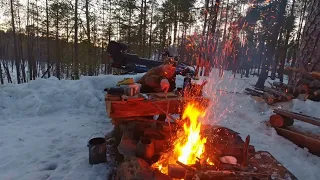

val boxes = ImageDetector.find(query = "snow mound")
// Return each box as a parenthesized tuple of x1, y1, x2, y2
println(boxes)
(0, 74, 144, 118)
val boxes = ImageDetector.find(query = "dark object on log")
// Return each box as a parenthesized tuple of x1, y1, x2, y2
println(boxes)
(274, 109, 320, 127)
(273, 126, 320, 156)
(269, 114, 294, 127)
(88, 137, 107, 165)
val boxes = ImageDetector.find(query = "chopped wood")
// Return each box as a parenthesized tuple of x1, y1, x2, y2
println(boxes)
(269, 114, 294, 127)
(273, 109, 320, 127)
(284, 67, 315, 80)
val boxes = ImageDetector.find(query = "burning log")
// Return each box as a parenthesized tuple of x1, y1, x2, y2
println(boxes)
(168, 164, 187, 179)
(269, 114, 294, 128)
(176, 161, 196, 172)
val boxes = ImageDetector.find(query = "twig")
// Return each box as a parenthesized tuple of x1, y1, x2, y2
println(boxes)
(243, 135, 250, 167)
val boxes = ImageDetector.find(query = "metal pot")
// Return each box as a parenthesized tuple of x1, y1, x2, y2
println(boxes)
(136, 137, 154, 160)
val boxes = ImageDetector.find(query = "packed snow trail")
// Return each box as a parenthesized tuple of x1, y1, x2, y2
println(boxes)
(0, 71, 319, 180)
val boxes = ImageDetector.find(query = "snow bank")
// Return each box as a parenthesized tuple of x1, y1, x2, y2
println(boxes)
(0, 74, 145, 180)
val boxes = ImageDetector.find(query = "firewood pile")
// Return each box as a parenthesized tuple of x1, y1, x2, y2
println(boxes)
(245, 67, 320, 104)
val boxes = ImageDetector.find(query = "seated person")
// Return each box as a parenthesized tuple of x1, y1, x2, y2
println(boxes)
(137, 58, 177, 121)
(137, 58, 177, 93)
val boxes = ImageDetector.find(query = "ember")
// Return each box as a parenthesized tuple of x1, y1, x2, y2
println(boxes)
(152, 103, 213, 174)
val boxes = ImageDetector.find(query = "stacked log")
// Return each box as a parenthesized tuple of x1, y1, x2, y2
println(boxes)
(245, 68, 320, 104)
(284, 67, 320, 101)
(268, 109, 320, 156)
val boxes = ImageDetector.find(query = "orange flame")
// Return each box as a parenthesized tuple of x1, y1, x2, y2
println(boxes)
(152, 103, 211, 174)
(174, 103, 207, 164)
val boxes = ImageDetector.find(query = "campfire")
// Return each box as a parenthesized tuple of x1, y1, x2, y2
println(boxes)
(152, 102, 214, 175)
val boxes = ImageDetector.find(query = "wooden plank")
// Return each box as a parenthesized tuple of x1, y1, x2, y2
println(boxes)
(274, 109, 320, 127)
(107, 96, 210, 118)
(109, 99, 180, 118)
(273, 126, 320, 156)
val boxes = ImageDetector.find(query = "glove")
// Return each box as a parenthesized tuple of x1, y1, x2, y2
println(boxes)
(160, 79, 170, 93)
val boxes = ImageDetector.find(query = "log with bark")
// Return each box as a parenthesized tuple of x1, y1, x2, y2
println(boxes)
(273, 109, 320, 127)
(273, 126, 320, 156)
(269, 114, 294, 127)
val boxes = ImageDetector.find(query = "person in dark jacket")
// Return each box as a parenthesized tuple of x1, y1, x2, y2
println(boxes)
(137, 58, 177, 121)
(137, 58, 177, 93)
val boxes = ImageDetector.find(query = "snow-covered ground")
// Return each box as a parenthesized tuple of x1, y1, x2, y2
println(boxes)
(0, 70, 319, 180)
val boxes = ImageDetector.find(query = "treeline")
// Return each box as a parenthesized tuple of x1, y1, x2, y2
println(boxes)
(0, 0, 319, 87)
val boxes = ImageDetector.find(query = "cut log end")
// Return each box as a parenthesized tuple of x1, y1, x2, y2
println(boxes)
(270, 114, 294, 128)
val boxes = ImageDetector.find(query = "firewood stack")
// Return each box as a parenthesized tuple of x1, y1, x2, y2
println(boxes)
(283, 67, 320, 101)
(245, 68, 320, 104)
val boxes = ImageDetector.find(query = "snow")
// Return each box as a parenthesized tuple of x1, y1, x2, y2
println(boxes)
(0, 70, 319, 180)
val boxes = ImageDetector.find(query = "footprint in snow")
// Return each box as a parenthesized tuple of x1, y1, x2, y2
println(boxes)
(41, 162, 58, 171)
